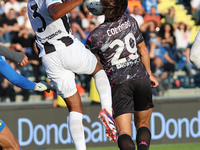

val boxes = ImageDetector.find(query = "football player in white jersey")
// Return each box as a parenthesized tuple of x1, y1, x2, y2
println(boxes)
(190, 30, 200, 69)
(27, 0, 117, 149)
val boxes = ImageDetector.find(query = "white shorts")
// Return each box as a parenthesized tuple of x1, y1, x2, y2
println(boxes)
(195, 30, 200, 41)
(190, 31, 200, 69)
(42, 38, 97, 98)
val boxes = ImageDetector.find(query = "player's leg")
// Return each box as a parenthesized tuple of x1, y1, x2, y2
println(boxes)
(112, 81, 136, 149)
(59, 38, 113, 116)
(42, 53, 86, 150)
(69, 39, 116, 141)
(90, 60, 117, 142)
(134, 108, 152, 150)
(63, 92, 86, 150)
(55, 85, 86, 150)
(56, 82, 86, 150)
(133, 78, 154, 150)
(58, 38, 116, 142)
(91, 60, 113, 115)
(115, 113, 135, 150)
(0, 119, 21, 150)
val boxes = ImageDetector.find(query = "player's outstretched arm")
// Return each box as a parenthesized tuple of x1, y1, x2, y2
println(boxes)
(0, 45, 27, 67)
(0, 60, 54, 92)
(48, 0, 84, 20)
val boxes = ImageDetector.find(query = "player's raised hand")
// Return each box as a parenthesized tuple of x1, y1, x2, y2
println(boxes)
(19, 55, 28, 68)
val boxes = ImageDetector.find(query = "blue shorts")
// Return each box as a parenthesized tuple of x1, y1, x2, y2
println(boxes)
(0, 119, 5, 132)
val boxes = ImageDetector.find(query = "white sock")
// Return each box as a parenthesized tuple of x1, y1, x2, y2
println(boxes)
(93, 70, 112, 115)
(69, 111, 86, 150)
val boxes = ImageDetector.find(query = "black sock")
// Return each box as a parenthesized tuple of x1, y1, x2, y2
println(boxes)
(136, 127, 151, 150)
(117, 134, 135, 150)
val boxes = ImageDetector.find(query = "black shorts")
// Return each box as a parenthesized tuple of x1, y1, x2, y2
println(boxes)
(112, 78, 154, 118)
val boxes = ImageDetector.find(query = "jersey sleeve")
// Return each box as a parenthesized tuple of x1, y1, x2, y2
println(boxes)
(0, 60, 35, 90)
(46, 0, 62, 7)
(0, 45, 25, 64)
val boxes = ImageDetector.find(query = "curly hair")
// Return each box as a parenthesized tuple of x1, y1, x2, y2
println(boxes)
(101, 0, 128, 22)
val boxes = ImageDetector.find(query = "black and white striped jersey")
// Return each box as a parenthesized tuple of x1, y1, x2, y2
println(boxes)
(27, 0, 73, 57)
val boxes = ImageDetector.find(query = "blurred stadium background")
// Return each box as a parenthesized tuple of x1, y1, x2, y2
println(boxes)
(1, 0, 200, 149)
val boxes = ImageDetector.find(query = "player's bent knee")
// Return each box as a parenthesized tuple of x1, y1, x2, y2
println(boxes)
(91, 61, 103, 76)
(118, 134, 135, 150)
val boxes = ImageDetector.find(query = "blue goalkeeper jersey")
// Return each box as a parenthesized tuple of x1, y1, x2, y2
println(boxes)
(0, 55, 35, 90)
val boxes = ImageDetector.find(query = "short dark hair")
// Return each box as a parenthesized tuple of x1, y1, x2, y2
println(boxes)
(101, 0, 128, 22)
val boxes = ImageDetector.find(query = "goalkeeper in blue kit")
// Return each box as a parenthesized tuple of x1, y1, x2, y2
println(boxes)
(0, 45, 54, 150)
(0, 45, 53, 92)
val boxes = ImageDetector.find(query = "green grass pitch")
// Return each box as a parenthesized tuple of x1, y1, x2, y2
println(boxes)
(48, 143, 200, 150)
